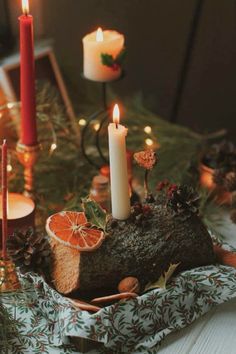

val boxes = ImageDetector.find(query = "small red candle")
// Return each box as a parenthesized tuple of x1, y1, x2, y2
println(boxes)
(19, 0, 38, 146)
(1, 140, 8, 259)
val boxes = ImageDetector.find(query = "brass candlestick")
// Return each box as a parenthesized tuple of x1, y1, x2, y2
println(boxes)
(16, 142, 40, 198)
(0, 259, 21, 292)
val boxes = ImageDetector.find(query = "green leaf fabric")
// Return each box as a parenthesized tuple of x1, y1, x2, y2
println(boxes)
(1, 242, 236, 353)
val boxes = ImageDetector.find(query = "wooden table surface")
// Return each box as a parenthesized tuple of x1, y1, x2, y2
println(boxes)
(159, 213, 236, 354)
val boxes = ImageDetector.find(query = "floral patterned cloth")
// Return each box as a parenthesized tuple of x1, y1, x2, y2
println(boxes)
(1, 242, 236, 354)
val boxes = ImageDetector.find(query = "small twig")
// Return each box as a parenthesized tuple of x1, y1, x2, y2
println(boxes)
(188, 129, 227, 141)
(203, 129, 227, 140)
(144, 169, 149, 197)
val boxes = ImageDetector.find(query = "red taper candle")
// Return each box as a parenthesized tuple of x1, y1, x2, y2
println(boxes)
(1, 140, 8, 259)
(19, 0, 38, 146)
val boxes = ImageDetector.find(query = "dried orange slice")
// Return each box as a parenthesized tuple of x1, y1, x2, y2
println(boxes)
(46, 211, 105, 251)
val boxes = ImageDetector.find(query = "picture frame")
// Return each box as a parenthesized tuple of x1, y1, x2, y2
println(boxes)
(0, 44, 75, 121)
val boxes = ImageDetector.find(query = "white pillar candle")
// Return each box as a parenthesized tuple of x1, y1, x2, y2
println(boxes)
(0, 193, 35, 239)
(108, 104, 131, 220)
(83, 28, 124, 82)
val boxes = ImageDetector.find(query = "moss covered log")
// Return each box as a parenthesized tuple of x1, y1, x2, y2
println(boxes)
(51, 201, 215, 295)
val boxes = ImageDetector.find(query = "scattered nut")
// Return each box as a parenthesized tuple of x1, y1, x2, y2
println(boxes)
(118, 277, 140, 294)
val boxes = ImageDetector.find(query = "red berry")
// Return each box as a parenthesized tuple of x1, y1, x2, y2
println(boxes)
(167, 184, 178, 198)
(142, 205, 151, 214)
(112, 63, 120, 71)
(156, 179, 170, 191)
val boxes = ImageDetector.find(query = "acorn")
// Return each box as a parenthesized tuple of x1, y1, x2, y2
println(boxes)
(118, 277, 140, 294)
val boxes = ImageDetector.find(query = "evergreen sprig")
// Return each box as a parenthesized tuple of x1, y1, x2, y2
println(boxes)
(1, 83, 225, 237)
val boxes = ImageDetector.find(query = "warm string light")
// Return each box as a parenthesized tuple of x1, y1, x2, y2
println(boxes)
(79, 118, 87, 126)
(144, 126, 152, 134)
(7, 103, 14, 109)
(93, 122, 100, 131)
(143, 126, 154, 146)
(113, 104, 120, 129)
(50, 143, 57, 155)
(96, 27, 104, 42)
(7, 151, 12, 173)
(7, 164, 12, 173)
(22, 0, 29, 15)
(145, 138, 154, 147)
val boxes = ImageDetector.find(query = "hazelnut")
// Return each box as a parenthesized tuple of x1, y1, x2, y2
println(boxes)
(118, 277, 140, 294)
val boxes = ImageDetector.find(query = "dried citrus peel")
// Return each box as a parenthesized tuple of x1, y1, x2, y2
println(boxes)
(46, 211, 105, 251)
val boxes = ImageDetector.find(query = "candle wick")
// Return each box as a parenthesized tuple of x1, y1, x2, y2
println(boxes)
(116, 123, 118, 129)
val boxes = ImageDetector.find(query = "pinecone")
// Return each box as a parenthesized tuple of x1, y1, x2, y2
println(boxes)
(213, 169, 226, 186)
(167, 185, 200, 220)
(204, 140, 236, 170)
(215, 140, 236, 162)
(223, 171, 236, 192)
(7, 228, 51, 273)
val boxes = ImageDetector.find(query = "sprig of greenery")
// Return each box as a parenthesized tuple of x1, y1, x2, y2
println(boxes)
(2, 83, 226, 236)
(82, 197, 107, 231)
(144, 263, 180, 293)
(101, 48, 126, 69)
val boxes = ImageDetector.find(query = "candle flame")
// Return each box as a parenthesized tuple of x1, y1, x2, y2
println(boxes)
(96, 27, 104, 42)
(113, 104, 120, 126)
(22, 0, 29, 15)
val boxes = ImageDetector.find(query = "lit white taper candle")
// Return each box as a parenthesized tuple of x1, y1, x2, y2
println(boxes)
(108, 104, 131, 220)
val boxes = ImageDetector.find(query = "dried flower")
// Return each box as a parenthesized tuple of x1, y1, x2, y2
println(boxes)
(134, 149, 157, 170)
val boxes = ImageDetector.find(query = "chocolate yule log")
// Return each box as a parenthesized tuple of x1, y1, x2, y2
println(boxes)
(49, 198, 215, 295)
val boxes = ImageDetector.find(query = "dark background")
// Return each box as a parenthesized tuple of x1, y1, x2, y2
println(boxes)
(1, 0, 236, 139)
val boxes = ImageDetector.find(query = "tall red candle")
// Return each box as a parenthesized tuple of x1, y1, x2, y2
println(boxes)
(1, 140, 8, 260)
(19, 0, 38, 146)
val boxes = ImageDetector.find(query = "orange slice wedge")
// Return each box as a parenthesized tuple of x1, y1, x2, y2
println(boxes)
(46, 211, 105, 251)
